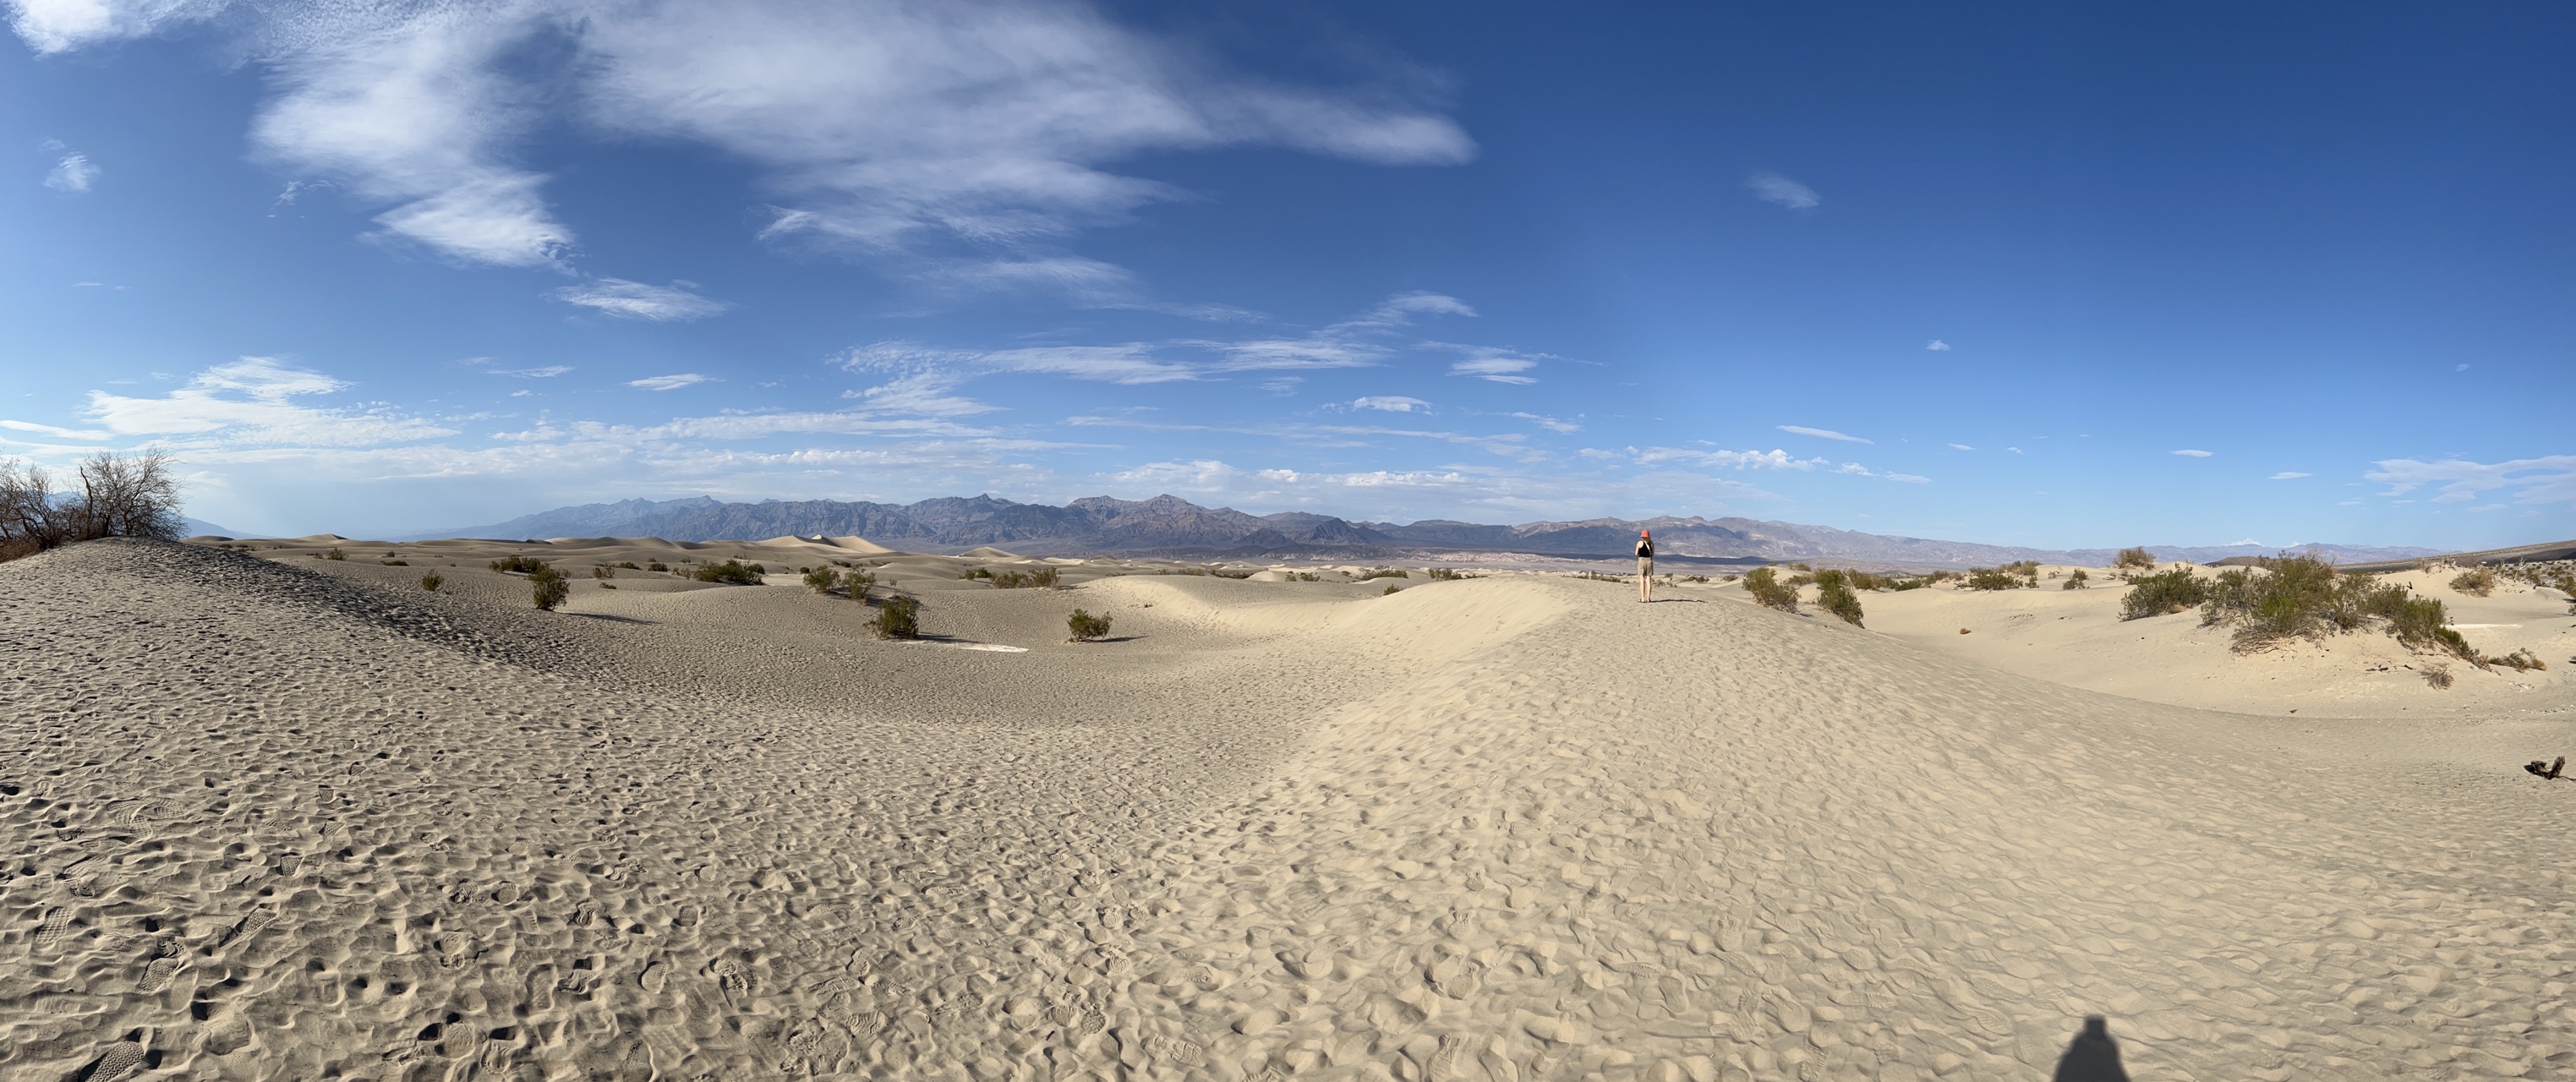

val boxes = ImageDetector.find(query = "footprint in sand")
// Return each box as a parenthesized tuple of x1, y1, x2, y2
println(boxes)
(200, 1011, 254, 1056)
(142, 940, 187, 989)
(35, 907, 74, 952)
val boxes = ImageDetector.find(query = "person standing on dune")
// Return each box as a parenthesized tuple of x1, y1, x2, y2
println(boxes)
(1636, 528, 1654, 603)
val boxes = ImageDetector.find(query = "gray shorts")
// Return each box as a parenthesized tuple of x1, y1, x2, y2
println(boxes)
(1638, 557, 1653, 576)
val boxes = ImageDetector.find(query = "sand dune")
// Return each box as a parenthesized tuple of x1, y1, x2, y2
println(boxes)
(5, 540, 2573, 1079)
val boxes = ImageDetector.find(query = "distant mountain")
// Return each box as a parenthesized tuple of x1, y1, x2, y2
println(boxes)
(179, 516, 242, 538)
(402, 493, 2448, 568)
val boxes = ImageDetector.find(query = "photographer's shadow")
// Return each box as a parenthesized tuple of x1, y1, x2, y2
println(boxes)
(2054, 1016, 2129, 1082)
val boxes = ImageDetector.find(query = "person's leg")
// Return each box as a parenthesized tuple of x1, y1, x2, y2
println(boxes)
(1638, 558, 1650, 602)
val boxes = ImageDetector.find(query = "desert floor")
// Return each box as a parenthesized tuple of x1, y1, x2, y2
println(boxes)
(5, 539, 2574, 1081)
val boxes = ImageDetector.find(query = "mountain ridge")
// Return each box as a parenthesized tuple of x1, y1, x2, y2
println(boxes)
(397, 495, 2448, 568)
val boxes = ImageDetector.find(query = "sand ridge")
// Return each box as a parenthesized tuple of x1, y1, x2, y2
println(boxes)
(4, 540, 2573, 1079)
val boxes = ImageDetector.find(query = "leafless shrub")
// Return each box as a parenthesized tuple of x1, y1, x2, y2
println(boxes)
(0, 451, 183, 561)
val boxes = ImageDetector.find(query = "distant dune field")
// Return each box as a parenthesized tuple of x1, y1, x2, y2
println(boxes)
(3, 538, 2572, 1080)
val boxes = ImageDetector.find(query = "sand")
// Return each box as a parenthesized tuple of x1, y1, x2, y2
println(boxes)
(5, 539, 2574, 1080)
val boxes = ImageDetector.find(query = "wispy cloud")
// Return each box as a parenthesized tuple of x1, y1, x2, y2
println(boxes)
(2268, 471, 2311, 480)
(2171, 449, 2213, 457)
(1925, 339, 1950, 352)
(1746, 172, 1819, 210)
(104, 0, 1467, 276)
(551, 279, 730, 321)
(1777, 424, 1870, 444)
(1447, 353, 1538, 384)
(79, 357, 457, 445)
(1350, 396, 1430, 413)
(41, 143, 98, 193)
(0, 418, 111, 440)
(493, 365, 572, 378)
(2365, 454, 2576, 506)
(1946, 442, 1973, 451)
(628, 373, 713, 391)
(1511, 412, 1579, 434)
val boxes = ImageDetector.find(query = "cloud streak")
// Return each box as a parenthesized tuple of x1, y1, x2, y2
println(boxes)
(2365, 454, 2576, 506)
(552, 279, 730, 321)
(1777, 424, 1870, 444)
(1746, 172, 1819, 210)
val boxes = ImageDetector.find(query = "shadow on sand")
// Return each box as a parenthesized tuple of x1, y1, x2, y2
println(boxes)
(2054, 1016, 2129, 1082)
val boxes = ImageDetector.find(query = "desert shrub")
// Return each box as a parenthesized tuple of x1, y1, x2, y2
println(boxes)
(1571, 571, 1625, 582)
(963, 567, 992, 580)
(2119, 568, 2212, 619)
(1381, 583, 1403, 595)
(2062, 568, 2089, 590)
(616, 561, 639, 570)
(383, 559, 407, 566)
(2422, 662, 2454, 688)
(988, 567, 1063, 588)
(1790, 562, 1813, 571)
(1288, 571, 1320, 582)
(1682, 574, 1709, 582)
(490, 554, 546, 574)
(592, 566, 615, 579)
(529, 565, 570, 611)
(1426, 567, 1477, 581)
(1784, 572, 1814, 587)
(1357, 568, 1409, 581)
(1742, 566, 1798, 612)
(1067, 608, 1113, 641)
(693, 560, 764, 585)
(1842, 571, 1903, 591)
(1814, 570, 1864, 626)
(2201, 555, 2344, 650)
(872, 595, 921, 639)
(2488, 649, 2547, 672)
(2449, 567, 2496, 597)
(420, 572, 444, 592)
(1211, 568, 1255, 579)
(1961, 567, 2026, 591)
(647, 560, 669, 572)
(0, 452, 187, 560)
(2112, 547, 2158, 572)
(2385, 593, 2475, 661)
(802, 566, 840, 593)
(325, 547, 346, 560)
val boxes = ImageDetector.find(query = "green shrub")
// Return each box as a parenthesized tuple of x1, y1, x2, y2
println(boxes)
(963, 566, 992, 580)
(1381, 583, 1403, 595)
(692, 560, 763, 585)
(2062, 568, 2089, 590)
(2112, 547, 2157, 572)
(871, 595, 921, 639)
(1961, 567, 2027, 591)
(2488, 649, 2547, 672)
(1426, 567, 1477, 581)
(420, 572, 444, 593)
(1814, 570, 1864, 626)
(1682, 574, 1709, 582)
(1288, 571, 1320, 582)
(802, 566, 840, 593)
(490, 554, 547, 574)
(325, 547, 346, 560)
(1357, 568, 1409, 581)
(2119, 568, 2212, 619)
(1742, 566, 1798, 612)
(988, 567, 1062, 588)
(1784, 572, 1815, 587)
(2387, 593, 2475, 662)
(2449, 567, 2496, 597)
(529, 565, 570, 611)
(647, 560, 669, 572)
(1067, 608, 1113, 641)
(839, 568, 878, 603)
(616, 561, 639, 570)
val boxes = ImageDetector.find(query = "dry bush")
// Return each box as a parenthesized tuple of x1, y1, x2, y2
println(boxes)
(1426, 567, 1477, 581)
(1067, 608, 1113, 641)
(872, 595, 921, 639)
(1357, 568, 1409, 581)
(1814, 569, 1864, 626)
(2062, 568, 2090, 590)
(692, 560, 764, 585)
(420, 572, 445, 593)
(647, 560, 670, 572)
(2449, 567, 2497, 597)
(593, 566, 616, 579)
(616, 561, 639, 570)
(1381, 583, 1403, 595)
(2488, 649, 2547, 672)
(528, 565, 570, 610)
(2423, 662, 2454, 689)
(1742, 566, 1799, 613)
(0, 452, 187, 561)
(490, 554, 547, 573)
(1288, 571, 1320, 582)
(2112, 547, 2158, 572)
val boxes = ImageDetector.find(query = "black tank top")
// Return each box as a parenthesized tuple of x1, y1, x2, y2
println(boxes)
(1636, 538, 1654, 559)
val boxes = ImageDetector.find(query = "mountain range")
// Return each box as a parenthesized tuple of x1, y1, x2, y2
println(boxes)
(397, 495, 2449, 569)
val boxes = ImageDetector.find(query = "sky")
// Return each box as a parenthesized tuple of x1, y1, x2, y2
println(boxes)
(3, 0, 2572, 547)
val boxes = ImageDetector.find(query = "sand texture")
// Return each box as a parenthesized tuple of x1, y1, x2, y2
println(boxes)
(6, 540, 2575, 1080)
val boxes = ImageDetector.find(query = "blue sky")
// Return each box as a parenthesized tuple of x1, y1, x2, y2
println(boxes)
(4, 1, 2572, 547)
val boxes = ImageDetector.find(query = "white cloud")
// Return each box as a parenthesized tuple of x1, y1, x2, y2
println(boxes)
(1352, 396, 1430, 413)
(1946, 442, 1973, 451)
(1777, 424, 1870, 444)
(43, 149, 98, 193)
(1448, 354, 1537, 384)
(551, 279, 730, 321)
(0, 418, 111, 440)
(2268, 471, 2311, 480)
(1746, 172, 1819, 210)
(80, 357, 457, 445)
(1637, 447, 1820, 471)
(1511, 412, 1579, 434)
(156, 0, 1468, 271)
(492, 365, 572, 378)
(1925, 339, 1950, 352)
(7, 0, 224, 54)
(628, 373, 712, 391)
(2365, 454, 2576, 506)
(2171, 449, 2213, 457)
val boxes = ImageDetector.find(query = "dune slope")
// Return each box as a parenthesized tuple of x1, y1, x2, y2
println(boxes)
(3, 542, 2571, 1081)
